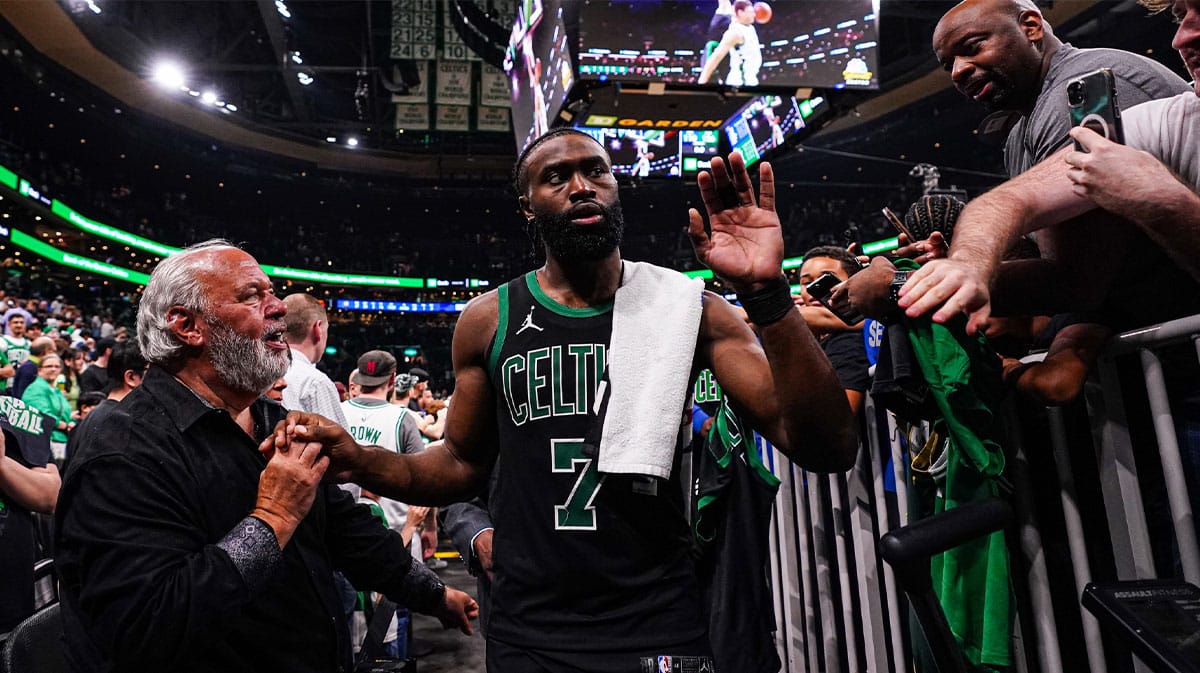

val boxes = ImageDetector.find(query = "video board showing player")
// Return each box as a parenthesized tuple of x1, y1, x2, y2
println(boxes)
(578, 128, 682, 177)
(724, 94, 826, 167)
(505, 0, 576, 152)
(578, 0, 878, 90)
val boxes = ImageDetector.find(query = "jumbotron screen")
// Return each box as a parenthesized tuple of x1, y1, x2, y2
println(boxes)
(505, 0, 575, 152)
(723, 94, 826, 167)
(577, 0, 878, 90)
(577, 128, 683, 177)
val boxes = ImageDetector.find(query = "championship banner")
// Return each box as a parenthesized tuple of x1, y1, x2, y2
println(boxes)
(394, 104, 430, 131)
(435, 105, 471, 131)
(390, 61, 431, 104)
(441, 1, 481, 61)
(480, 64, 510, 108)
(477, 106, 511, 133)
(390, 0, 437, 60)
(435, 61, 473, 106)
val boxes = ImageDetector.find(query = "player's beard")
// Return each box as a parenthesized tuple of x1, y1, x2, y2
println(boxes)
(533, 201, 625, 261)
(206, 319, 290, 396)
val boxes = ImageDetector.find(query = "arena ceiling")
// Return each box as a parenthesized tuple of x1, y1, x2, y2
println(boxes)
(0, 0, 1181, 184)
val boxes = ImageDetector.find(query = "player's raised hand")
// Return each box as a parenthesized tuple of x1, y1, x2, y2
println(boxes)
(688, 150, 784, 292)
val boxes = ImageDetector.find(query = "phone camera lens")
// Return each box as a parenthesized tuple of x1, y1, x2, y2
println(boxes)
(1067, 82, 1085, 106)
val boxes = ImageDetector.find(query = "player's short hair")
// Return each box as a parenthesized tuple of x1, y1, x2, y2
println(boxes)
(282, 293, 327, 343)
(733, 0, 753, 13)
(1137, 0, 1172, 11)
(511, 128, 607, 195)
(802, 246, 862, 278)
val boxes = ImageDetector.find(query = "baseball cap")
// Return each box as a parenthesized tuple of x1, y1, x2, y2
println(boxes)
(356, 350, 397, 387)
(408, 367, 430, 383)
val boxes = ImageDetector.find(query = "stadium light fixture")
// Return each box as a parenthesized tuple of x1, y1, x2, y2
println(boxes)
(152, 62, 186, 90)
(297, 72, 314, 86)
(346, 137, 360, 147)
(290, 51, 304, 65)
(275, 0, 291, 18)
(200, 91, 218, 105)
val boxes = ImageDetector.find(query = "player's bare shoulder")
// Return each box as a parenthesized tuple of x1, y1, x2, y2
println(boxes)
(453, 290, 502, 360)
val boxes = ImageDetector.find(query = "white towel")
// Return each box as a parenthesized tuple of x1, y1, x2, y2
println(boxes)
(597, 261, 705, 479)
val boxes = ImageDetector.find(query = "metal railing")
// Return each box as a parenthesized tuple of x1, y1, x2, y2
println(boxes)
(759, 312, 1200, 672)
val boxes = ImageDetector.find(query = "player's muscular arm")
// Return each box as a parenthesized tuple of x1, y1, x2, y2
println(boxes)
(697, 32, 738, 84)
(700, 292, 857, 472)
(276, 294, 499, 505)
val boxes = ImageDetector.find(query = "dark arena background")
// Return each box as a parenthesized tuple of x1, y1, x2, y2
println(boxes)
(0, 1, 1195, 672)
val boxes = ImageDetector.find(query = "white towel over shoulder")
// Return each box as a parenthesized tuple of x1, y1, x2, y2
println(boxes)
(598, 261, 706, 479)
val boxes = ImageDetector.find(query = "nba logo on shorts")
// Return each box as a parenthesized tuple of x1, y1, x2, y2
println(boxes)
(657, 655, 671, 673)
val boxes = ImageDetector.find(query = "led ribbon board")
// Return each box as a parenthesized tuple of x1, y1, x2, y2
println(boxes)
(9, 229, 151, 285)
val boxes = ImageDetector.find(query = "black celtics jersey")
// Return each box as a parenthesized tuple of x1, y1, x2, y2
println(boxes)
(485, 271, 707, 652)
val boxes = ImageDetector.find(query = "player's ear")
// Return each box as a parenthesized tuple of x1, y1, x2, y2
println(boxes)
(519, 195, 533, 221)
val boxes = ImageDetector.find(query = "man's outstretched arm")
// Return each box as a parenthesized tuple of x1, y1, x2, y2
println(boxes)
(276, 293, 501, 505)
(898, 145, 1094, 333)
(688, 152, 857, 472)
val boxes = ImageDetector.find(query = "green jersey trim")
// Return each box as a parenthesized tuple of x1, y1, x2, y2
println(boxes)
(487, 284, 510, 374)
(524, 271, 613, 318)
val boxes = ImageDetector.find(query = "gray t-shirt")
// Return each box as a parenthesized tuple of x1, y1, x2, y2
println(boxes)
(1004, 44, 1190, 177)
(1124, 91, 1200, 189)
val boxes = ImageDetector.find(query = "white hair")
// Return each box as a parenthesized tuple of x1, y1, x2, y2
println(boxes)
(137, 239, 238, 365)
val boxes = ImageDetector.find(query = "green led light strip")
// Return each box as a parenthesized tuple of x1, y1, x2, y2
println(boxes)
(1, 162, 906, 288)
(0, 165, 16, 190)
(10, 229, 152, 285)
(50, 201, 182, 258)
(262, 265, 425, 288)
(861, 237, 900, 256)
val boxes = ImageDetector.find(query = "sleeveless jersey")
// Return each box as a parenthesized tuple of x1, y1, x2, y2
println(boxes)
(727, 22, 761, 87)
(1, 335, 30, 371)
(341, 397, 419, 533)
(485, 271, 706, 651)
(341, 398, 417, 455)
(693, 395, 782, 673)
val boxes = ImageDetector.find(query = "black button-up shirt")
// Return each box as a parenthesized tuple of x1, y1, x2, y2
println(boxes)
(56, 366, 431, 673)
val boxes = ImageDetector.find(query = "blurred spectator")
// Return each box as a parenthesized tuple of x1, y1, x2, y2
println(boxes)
(797, 246, 871, 416)
(266, 377, 287, 403)
(0, 314, 31, 392)
(21, 353, 74, 461)
(79, 337, 115, 395)
(407, 367, 430, 413)
(12, 337, 56, 399)
(281, 293, 349, 429)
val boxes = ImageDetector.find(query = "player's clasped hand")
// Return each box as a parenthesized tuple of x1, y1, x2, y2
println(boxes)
(687, 150, 785, 291)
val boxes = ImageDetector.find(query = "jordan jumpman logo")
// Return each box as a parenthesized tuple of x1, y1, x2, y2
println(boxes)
(516, 306, 543, 335)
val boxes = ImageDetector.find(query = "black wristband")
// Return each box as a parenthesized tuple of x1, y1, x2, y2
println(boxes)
(737, 275, 793, 326)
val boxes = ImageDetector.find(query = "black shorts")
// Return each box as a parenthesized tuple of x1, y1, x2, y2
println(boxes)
(486, 633, 715, 673)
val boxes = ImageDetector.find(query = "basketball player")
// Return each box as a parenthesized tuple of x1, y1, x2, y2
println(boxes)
(633, 137, 653, 177)
(272, 129, 857, 671)
(697, 0, 762, 86)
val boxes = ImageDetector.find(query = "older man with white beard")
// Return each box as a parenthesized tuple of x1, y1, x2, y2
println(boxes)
(54, 240, 477, 673)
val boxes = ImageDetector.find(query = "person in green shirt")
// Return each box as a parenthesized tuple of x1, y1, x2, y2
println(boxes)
(21, 353, 75, 460)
